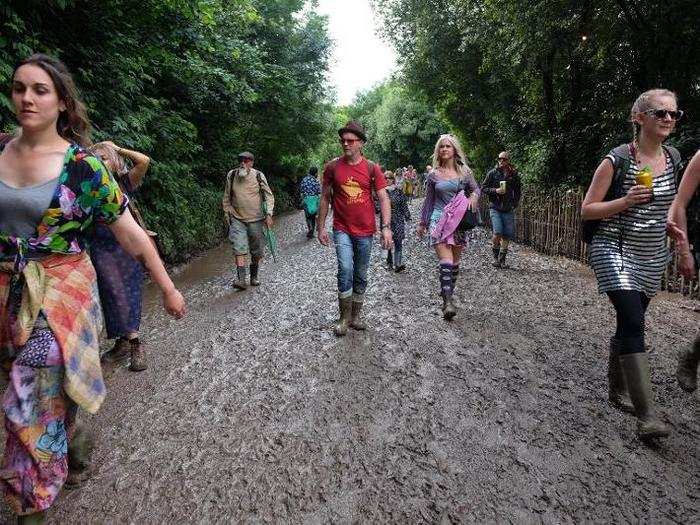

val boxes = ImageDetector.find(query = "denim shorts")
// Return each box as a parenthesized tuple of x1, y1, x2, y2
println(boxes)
(228, 217, 264, 257)
(489, 209, 515, 239)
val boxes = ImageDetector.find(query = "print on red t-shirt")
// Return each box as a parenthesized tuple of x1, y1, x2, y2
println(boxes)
(322, 157, 387, 236)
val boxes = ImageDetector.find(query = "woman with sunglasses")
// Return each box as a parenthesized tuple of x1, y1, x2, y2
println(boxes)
(0, 54, 185, 523)
(667, 150, 700, 393)
(582, 89, 683, 441)
(418, 134, 479, 319)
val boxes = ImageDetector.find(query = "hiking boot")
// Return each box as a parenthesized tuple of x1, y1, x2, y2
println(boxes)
(676, 335, 700, 392)
(350, 295, 367, 331)
(250, 263, 260, 287)
(442, 293, 456, 320)
(620, 353, 669, 440)
(333, 296, 352, 337)
(608, 338, 634, 412)
(17, 512, 45, 524)
(129, 339, 147, 372)
(498, 249, 508, 269)
(102, 337, 130, 363)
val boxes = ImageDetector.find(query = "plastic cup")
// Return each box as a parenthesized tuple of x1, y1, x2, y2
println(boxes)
(499, 180, 507, 192)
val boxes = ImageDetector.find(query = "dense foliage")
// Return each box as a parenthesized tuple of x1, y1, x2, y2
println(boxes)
(347, 80, 449, 170)
(0, 0, 331, 261)
(372, 0, 700, 185)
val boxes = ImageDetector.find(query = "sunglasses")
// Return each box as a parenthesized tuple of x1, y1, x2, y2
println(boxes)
(643, 108, 684, 121)
(497, 157, 509, 161)
(339, 138, 362, 145)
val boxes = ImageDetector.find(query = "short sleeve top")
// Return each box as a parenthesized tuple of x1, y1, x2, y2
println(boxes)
(0, 143, 128, 265)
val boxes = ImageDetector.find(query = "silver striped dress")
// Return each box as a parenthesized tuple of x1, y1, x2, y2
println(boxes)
(589, 151, 675, 297)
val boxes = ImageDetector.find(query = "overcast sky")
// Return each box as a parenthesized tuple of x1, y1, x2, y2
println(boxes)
(314, 0, 397, 106)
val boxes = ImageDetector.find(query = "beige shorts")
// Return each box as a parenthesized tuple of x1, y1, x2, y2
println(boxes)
(228, 217, 264, 257)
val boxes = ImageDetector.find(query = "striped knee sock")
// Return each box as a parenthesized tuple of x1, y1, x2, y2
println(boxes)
(439, 261, 453, 297)
(451, 264, 459, 289)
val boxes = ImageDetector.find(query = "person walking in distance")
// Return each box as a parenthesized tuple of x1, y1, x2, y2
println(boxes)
(384, 171, 411, 272)
(88, 141, 152, 371)
(667, 149, 700, 392)
(418, 134, 479, 320)
(582, 88, 684, 441)
(481, 151, 522, 268)
(317, 121, 393, 336)
(222, 151, 275, 289)
(299, 166, 321, 239)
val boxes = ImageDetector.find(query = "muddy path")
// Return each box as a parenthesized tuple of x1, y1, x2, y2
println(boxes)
(14, 199, 700, 523)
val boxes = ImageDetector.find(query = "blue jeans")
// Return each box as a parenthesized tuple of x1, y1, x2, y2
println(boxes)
(333, 230, 373, 298)
(489, 209, 515, 240)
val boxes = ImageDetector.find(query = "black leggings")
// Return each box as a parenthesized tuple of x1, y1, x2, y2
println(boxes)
(606, 290, 651, 354)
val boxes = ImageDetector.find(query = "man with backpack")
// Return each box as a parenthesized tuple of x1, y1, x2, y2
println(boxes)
(299, 166, 321, 239)
(317, 121, 393, 336)
(481, 151, 522, 268)
(222, 151, 275, 289)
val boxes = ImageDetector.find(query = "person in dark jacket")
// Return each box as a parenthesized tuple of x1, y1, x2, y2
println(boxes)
(384, 171, 411, 272)
(480, 151, 522, 268)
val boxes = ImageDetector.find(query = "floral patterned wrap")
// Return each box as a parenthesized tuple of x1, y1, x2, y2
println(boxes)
(0, 143, 128, 269)
(0, 143, 128, 413)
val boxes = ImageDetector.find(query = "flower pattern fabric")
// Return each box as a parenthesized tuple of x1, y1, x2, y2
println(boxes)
(0, 143, 127, 268)
(0, 142, 127, 514)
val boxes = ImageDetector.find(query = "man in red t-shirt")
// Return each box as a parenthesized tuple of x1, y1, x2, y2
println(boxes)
(318, 121, 393, 336)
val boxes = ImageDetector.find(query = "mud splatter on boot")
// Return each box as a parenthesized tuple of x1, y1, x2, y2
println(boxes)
(608, 338, 634, 412)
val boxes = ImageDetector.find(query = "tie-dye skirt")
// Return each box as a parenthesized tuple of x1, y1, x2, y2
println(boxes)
(0, 288, 75, 515)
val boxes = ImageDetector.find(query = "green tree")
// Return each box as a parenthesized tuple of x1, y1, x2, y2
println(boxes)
(0, 0, 332, 261)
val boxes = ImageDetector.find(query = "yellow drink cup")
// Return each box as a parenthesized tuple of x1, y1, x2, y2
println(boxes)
(635, 168, 653, 189)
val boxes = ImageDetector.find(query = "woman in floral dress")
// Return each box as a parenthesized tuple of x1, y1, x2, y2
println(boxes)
(0, 54, 186, 523)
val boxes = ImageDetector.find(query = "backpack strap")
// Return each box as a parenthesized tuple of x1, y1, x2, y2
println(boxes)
(254, 170, 271, 216)
(607, 144, 631, 200)
(662, 144, 683, 188)
(366, 160, 376, 188)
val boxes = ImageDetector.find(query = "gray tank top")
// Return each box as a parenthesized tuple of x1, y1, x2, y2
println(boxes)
(0, 177, 58, 238)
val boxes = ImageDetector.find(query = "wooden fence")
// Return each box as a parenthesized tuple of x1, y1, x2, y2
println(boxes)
(478, 190, 699, 298)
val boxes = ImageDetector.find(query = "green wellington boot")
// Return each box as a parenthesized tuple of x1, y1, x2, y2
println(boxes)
(333, 296, 352, 337)
(350, 294, 367, 331)
(17, 512, 46, 524)
(65, 423, 94, 487)
(620, 353, 669, 440)
(676, 334, 700, 392)
(608, 338, 634, 412)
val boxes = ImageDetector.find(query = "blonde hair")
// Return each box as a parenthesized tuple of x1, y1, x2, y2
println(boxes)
(89, 142, 128, 176)
(431, 134, 473, 177)
(630, 88, 677, 142)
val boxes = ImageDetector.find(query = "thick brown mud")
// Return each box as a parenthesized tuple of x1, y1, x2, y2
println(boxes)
(5, 199, 699, 523)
